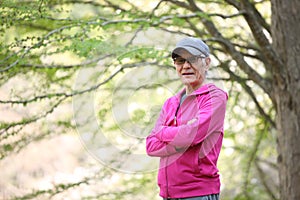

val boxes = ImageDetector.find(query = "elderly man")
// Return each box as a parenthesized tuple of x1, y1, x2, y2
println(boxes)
(146, 37, 228, 200)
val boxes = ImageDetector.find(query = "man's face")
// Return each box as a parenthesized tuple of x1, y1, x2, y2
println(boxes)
(173, 50, 210, 88)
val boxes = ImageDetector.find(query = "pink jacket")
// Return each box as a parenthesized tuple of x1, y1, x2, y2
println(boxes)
(146, 83, 228, 198)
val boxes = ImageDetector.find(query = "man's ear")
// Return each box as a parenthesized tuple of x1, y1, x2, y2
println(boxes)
(205, 57, 211, 70)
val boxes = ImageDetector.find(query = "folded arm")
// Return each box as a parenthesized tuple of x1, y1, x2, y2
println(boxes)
(146, 90, 227, 157)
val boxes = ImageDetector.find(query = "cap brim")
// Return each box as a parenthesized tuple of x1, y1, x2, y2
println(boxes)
(172, 46, 203, 56)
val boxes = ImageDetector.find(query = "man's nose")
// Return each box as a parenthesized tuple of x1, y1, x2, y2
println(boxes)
(182, 61, 191, 68)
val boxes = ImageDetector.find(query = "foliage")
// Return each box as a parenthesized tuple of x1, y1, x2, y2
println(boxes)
(0, 0, 280, 199)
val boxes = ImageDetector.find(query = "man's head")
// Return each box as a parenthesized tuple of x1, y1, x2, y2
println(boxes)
(172, 37, 210, 58)
(171, 37, 211, 92)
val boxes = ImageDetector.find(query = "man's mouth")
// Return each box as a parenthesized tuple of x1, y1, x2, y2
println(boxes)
(182, 73, 194, 76)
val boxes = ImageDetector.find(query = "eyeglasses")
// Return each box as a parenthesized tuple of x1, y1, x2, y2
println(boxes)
(173, 55, 206, 66)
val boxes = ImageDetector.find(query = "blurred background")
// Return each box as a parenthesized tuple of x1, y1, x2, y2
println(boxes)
(0, 0, 284, 199)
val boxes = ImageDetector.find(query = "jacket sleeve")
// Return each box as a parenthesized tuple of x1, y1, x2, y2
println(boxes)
(146, 101, 178, 157)
(154, 90, 227, 148)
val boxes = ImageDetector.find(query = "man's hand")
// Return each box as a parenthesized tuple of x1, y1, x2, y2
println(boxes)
(173, 118, 198, 152)
(187, 118, 197, 125)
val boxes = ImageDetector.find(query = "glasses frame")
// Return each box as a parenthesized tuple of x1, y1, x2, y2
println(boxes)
(173, 55, 206, 66)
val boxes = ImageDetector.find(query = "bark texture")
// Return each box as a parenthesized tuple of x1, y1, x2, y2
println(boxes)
(271, 0, 300, 199)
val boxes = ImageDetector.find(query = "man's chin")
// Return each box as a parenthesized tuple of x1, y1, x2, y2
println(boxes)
(181, 79, 195, 86)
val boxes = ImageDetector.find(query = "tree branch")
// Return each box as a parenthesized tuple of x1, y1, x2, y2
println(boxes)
(255, 160, 279, 200)
(0, 97, 67, 135)
(12, 178, 89, 200)
(256, 157, 278, 170)
(0, 17, 150, 73)
(0, 61, 171, 105)
(164, 0, 191, 10)
(226, 0, 285, 87)
(240, 118, 266, 199)
(223, 64, 276, 128)
(19, 54, 112, 69)
(177, 0, 274, 102)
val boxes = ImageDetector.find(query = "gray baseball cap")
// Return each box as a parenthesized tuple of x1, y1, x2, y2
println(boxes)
(172, 37, 210, 58)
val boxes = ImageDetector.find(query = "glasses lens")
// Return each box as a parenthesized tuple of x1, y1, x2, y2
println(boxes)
(187, 56, 198, 64)
(174, 57, 186, 65)
(174, 56, 204, 65)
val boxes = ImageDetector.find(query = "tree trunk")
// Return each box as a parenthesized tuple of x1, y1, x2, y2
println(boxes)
(271, 0, 300, 199)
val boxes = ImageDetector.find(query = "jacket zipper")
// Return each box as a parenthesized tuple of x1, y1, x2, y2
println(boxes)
(166, 102, 181, 198)
(173, 103, 180, 126)
(165, 157, 169, 198)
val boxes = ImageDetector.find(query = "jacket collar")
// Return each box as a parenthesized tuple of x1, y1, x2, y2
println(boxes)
(175, 83, 214, 100)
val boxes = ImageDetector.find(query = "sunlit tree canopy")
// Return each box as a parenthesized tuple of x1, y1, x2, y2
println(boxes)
(1, 0, 299, 199)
